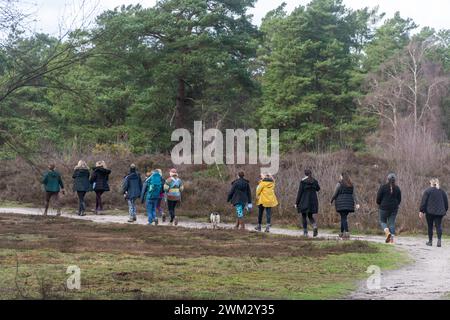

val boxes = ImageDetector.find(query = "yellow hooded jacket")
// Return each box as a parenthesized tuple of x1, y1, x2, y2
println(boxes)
(256, 179, 279, 208)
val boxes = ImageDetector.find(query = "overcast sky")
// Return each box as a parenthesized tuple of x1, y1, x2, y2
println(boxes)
(22, 0, 450, 36)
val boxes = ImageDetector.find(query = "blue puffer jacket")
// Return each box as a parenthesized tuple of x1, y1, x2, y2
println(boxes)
(122, 169, 142, 200)
(141, 172, 162, 202)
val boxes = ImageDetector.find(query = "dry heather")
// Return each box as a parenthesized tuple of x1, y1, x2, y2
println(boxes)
(0, 144, 449, 233)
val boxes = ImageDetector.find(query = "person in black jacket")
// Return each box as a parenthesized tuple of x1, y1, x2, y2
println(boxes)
(420, 178, 448, 247)
(331, 172, 360, 239)
(89, 161, 111, 214)
(227, 171, 252, 230)
(122, 164, 142, 223)
(376, 173, 402, 244)
(295, 169, 320, 237)
(72, 160, 90, 216)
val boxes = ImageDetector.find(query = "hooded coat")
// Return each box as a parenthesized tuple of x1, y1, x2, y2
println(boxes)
(227, 177, 252, 206)
(256, 178, 278, 208)
(42, 170, 64, 192)
(376, 183, 401, 211)
(72, 169, 90, 192)
(420, 187, 448, 216)
(122, 169, 143, 200)
(296, 177, 320, 214)
(141, 172, 163, 201)
(90, 167, 111, 192)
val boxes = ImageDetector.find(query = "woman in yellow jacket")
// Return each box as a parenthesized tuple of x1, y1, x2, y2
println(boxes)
(255, 173, 279, 233)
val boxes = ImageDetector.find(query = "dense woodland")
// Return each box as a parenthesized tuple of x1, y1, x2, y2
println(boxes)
(0, 0, 449, 230)
(1, 0, 449, 156)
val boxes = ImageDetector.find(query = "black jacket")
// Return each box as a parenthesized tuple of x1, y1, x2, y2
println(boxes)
(90, 167, 112, 192)
(331, 182, 356, 213)
(296, 177, 320, 214)
(376, 184, 401, 212)
(122, 170, 142, 200)
(420, 187, 448, 216)
(72, 169, 91, 192)
(227, 178, 252, 206)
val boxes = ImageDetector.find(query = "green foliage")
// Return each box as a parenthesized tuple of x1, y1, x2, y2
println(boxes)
(259, 0, 374, 150)
(0, 0, 449, 156)
(363, 12, 417, 71)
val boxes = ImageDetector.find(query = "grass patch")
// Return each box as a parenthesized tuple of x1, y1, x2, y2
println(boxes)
(0, 213, 408, 300)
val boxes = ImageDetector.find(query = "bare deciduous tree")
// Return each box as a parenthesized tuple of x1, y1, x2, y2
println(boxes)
(361, 37, 450, 145)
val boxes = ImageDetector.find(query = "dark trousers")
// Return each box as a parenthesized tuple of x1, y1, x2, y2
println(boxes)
(44, 192, 61, 213)
(301, 212, 317, 229)
(95, 191, 104, 211)
(77, 191, 86, 214)
(258, 205, 272, 225)
(426, 214, 443, 241)
(167, 200, 178, 222)
(338, 211, 350, 233)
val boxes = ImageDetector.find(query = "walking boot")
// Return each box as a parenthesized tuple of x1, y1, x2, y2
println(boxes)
(265, 224, 271, 233)
(254, 224, 262, 232)
(235, 219, 240, 230)
(174, 217, 178, 226)
(128, 216, 134, 223)
(384, 228, 391, 243)
(437, 239, 442, 247)
(313, 227, 318, 238)
(240, 219, 246, 231)
(303, 229, 308, 237)
(426, 241, 433, 246)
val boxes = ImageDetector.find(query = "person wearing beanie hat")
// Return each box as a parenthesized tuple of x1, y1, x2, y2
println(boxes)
(164, 168, 184, 225)
(122, 164, 142, 223)
(376, 173, 402, 243)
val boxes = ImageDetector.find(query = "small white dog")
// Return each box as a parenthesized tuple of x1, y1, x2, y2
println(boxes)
(210, 212, 221, 229)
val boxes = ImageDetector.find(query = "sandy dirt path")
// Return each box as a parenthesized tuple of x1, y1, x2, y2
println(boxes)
(1, 207, 449, 300)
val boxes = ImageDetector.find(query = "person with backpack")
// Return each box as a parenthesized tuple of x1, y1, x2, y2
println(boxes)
(72, 160, 90, 216)
(164, 168, 184, 226)
(295, 169, 320, 237)
(141, 169, 162, 225)
(376, 173, 402, 244)
(42, 163, 65, 216)
(89, 161, 111, 214)
(155, 169, 166, 222)
(331, 172, 360, 239)
(227, 171, 252, 230)
(255, 173, 278, 233)
(122, 164, 142, 223)
(420, 178, 448, 247)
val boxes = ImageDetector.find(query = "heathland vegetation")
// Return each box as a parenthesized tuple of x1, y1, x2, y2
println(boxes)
(0, 0, 449, 231)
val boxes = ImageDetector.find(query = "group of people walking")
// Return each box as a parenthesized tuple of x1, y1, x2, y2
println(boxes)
(41, 163, 448, 246)
(42, 161, 184, 226)
(227, 169, 448, 247)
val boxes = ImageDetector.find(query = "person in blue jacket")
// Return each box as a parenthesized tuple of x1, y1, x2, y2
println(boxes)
(122, 164, 142, 223)
(141, 170, 162, 226)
